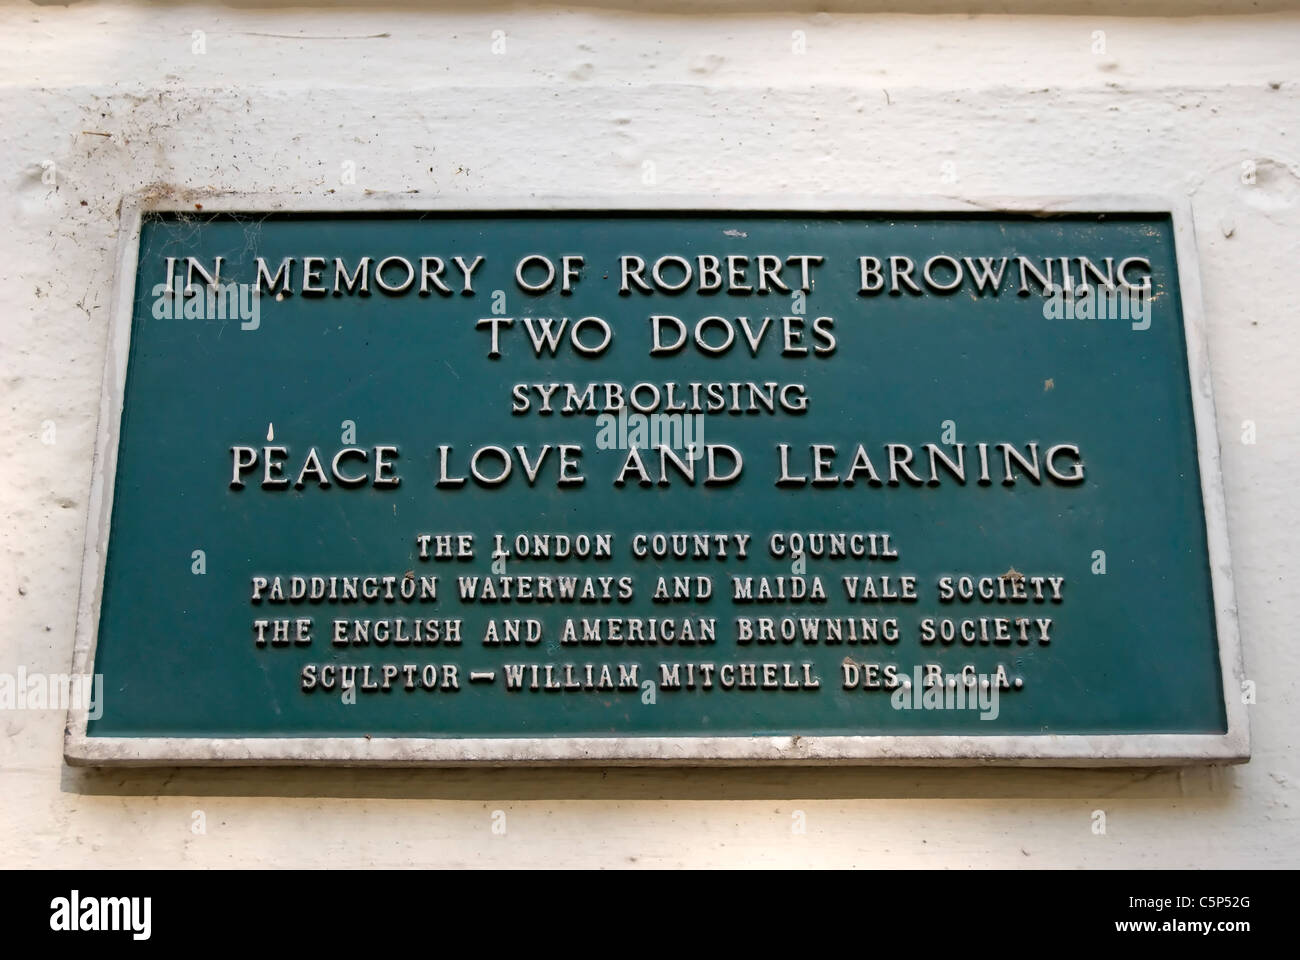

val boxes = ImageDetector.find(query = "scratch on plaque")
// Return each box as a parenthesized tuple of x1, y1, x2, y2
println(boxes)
(444, 360, 460, 379)
(722, 229, 747, 238)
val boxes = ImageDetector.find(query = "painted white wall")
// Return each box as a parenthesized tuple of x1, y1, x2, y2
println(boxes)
(1, 1, 1296, 868)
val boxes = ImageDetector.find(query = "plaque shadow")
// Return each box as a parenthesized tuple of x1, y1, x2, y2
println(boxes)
(60, 762, 1242, 803)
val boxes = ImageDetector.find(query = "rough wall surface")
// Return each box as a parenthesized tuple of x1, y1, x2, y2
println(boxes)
(1, 0, 1296, 868)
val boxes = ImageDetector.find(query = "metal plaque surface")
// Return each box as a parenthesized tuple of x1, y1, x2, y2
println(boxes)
(65, 196, 1248, 765)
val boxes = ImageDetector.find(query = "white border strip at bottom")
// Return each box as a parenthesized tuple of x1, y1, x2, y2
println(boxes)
(65, 733, 1248, 767)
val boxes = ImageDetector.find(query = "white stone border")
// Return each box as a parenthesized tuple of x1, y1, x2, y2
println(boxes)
(64, 192, 1250, 766)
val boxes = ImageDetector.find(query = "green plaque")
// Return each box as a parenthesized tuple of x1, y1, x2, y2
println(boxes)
(65, 197, 1247, 765)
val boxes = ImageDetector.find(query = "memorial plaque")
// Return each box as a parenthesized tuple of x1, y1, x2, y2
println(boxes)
(65, 197, 1248, 765)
